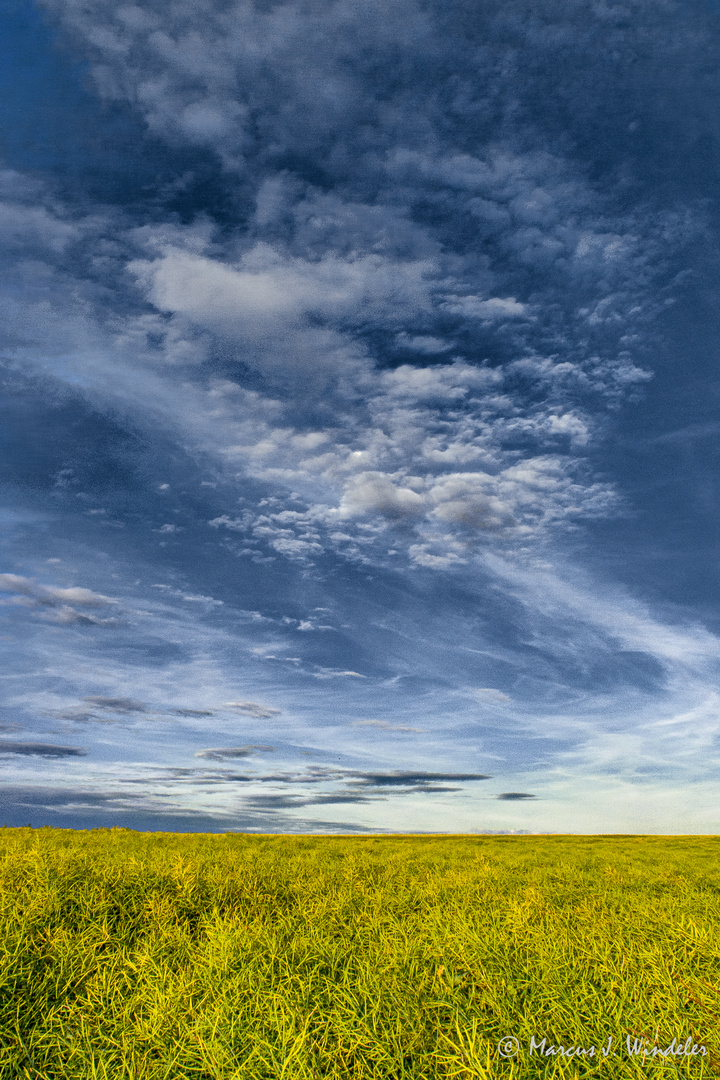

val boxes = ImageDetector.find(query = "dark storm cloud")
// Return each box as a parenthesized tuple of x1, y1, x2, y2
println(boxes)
(0, 742, 87, 758)
(497, 792, 537, 800)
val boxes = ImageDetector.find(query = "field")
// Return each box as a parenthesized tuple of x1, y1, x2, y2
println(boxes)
(0, 830, 718, 1079)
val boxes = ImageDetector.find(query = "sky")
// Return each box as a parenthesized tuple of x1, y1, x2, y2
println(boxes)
(0, 0, 719, 834)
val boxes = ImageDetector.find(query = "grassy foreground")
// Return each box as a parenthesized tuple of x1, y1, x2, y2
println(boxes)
(0, 831, 718, 1078)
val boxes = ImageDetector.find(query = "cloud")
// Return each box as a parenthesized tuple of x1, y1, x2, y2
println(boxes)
(50, 697, 150, 723)
(200, 354, 620, 568)
(55, 710, 123, 723)
(147, 766, 336, 785)
(0, 576, 114, 606)
(194, 745, 275, 761)
(114, 763, 492, 799)
(21, 0, 685, 583)
(242, 793, 375, 808)
(395, 334, 452, 355)
(82, 696, 146, 713)
(130, 245, 436, 340)
(497, 792, 537, 800)
(312, 669, 366, 679)
(442, 295, 528, 321)
(0, 45, 670, 583)
(475, 689, 511, 703)
(351, 720, 425, 732)
(349, 771, 491, 789)
(0, 742, 87, 758)
(0, 574, 118, 626)
(219, 701, 281, 717)
(338, 473, 425, 521)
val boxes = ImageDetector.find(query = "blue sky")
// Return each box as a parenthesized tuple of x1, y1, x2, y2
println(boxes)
(1, 0, 719, 833)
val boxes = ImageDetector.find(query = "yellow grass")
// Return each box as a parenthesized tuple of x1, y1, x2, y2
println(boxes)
(0, 829, 718, 1078)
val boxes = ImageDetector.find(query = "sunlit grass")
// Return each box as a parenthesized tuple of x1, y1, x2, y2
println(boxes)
(0, 830, 718, 1078)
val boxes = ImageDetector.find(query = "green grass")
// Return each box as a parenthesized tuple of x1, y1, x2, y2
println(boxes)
(0, 830, 718, 1078)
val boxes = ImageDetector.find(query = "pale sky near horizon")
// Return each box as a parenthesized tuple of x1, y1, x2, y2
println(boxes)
(1, 0, 719, 833)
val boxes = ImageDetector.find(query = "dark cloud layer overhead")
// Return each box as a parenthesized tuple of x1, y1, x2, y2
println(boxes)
(0, 0, 718, 832)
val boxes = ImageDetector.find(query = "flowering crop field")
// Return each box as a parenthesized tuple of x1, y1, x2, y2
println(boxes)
(0, 829, 718, 1078)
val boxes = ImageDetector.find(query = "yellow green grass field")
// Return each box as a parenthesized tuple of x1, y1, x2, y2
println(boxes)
(0, 829, 718, 1079)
